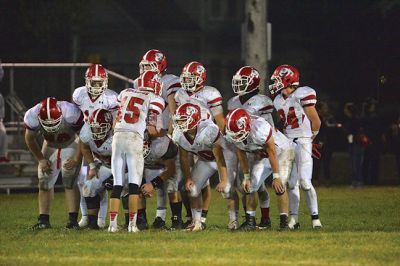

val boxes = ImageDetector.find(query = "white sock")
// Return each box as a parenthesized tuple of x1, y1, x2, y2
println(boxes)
(304, 186, 319, 216)
(229, 210, 237, 222)
(156, 209, 167, 221)
(289, 185, 300, 216)
(98, 190, 108, 220)
(246, 210, 256, 217)
(80, 195, 88, 216)
(193, 209, 202, 222)
(201, 217, 206, 223)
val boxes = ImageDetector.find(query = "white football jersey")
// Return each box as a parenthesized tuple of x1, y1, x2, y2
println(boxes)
(79, 124, 113, 168)
(174, 85, 223, 117)
(227, 115, 291, 156)
(145, 136, 173, 170)
(24, 101, 83, 148)
(273, 86, 317, 138)
(72, 86, 118, 122)
(227, 93, 274, 127)
(114, 88, 165, 138)
(173, 119, 228, 161)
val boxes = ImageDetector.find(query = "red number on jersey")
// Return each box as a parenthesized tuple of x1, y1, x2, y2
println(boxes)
(116, 96, 145, 124)
(278, 107, 299, 129)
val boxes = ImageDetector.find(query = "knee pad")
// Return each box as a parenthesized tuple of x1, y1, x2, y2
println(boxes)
(300, 179, 312, 191)
(128, 183, 140, 195)
(85, 195, 100, 209)
(111, 185, 123, 198)
(62, 171, 77, 189)
(121, 194, 129, 210)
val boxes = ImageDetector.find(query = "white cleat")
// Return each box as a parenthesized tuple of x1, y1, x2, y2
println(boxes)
(128, 224, 140, 233)
(108, 224, 119, 233)
(312, 219, 322, 229)
(78, 216, 88, 228)
(191, 220, 203, 232)
(288, 217, 300, 230)
(228, 220, 239, 230)
(98, 218, 106, 229)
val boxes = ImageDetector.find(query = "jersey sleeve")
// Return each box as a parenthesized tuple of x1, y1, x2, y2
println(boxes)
(104, 89, 119, 111)
(205, 87, 223, 115)
(62, 102, 84, 130)
(79, 123, 92, 144)
(149, 96, 165, 115)
(227, 97, 236, 111)
(24, 104, 41, 131)
(252, 118, 273, 145)
(174, 88, 188, 106)
(72, 86, 85, 107)
(198, 122, 221, 146)
(164, 75, 181, 96)
(295, 86, 317, 107)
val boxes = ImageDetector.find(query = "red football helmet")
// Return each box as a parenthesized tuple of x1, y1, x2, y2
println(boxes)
(173, 103, 202, 132)
(38, 97, 63, 133)
(232, 66, 261, 95)
(85, 64, 108, 97)
(137, 70, 162, 95)
(89, 109, 113, 140)
(225, 108, 251, 143)
(269, 64, 299, 95)
(180, 61, 206, 92)
(139, 49, 167, 74)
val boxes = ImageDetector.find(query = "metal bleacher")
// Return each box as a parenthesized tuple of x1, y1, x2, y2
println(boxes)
(0, 93, 38, 194)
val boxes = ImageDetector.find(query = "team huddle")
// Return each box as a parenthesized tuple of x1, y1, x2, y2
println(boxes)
(24, 49, 322, 232)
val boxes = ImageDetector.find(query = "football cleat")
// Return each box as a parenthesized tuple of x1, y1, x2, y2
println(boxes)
(170, 216, 183, 230)
(128, 223, 140, 233)
(279, 215, 289, 231)
(108, 224, 119, 233)
(257, 218, 271, 230)
(136, 214, 149, 231)
(78, 216, 88, 228)
(97, 218, 106, 229)
(239, 215, 256, 231)
(288, 217, 300, 230)
(182, 219, 193, 230)
(228, 220, 239, 230)
(151, 216, 166, 230)
(65, 221, 80, 230)
(185, 220, 203, 232)
(31, 222, 51, 230)
(312, 219, 322, 229)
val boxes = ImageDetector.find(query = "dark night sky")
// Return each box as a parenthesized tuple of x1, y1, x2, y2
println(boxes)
(1, 0, 400, 114)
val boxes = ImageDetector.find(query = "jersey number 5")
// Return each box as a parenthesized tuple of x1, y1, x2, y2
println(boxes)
(278, 107, 299, 129)
(117, 96, 144, 124)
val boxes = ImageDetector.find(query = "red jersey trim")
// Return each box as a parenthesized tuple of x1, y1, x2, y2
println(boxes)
(301, 95, 316, 101)
(265, 128, 273, 143)
(208, 97, 223, 105)
(150, 101, 165, 111)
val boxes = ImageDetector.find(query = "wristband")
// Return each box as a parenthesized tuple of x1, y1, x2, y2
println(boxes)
(150, 176, 164, 189)
(272, 173, 280, 180)
(243, 173, 251, 181)
(89, 162, 96, 170)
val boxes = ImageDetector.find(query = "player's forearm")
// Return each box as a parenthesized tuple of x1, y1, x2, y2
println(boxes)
(160, 159, 176, 181)
(25, 131, 45, 161)
(266, 143, 279, 174)
(80, 141, 94, 164)
(213, 113, 226, 133)
(236, 149, 249, 174)
(179, 148, 192, 181)
(213, 146, 228, 183)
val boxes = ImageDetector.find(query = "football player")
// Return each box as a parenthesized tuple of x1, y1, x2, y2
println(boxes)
(72, 64, 118, 228)
(175, 61, 236, 228)
(172, 103, 237, 231)
(78, 109, 114, 229)
(227, 66, 276, 229)
(24, 97, 84, 229)
(135, 135, 181, 230)
(270, 64, 322, 229)
(135, 50, 183, 229)
(108, 70, 165, 233)
(225, 108, 292, 230)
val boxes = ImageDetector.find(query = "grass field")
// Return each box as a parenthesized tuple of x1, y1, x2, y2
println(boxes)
(1, 186, 399, 265)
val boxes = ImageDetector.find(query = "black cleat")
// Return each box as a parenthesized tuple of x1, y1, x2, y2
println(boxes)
(151, 216, 166, 229)
(136, 214, 149, 231)
(257, 218, 271, 230)
(239, 215, 256, 231)
(65, 221, 80, 230)
(32, 222, 51, 230)
(182, 219, 192, 230)
(170, 216, 183, 230)
(279, 215, 289, 231)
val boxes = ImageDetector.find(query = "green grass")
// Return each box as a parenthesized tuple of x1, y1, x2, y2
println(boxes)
(1, 186, 400, 265)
